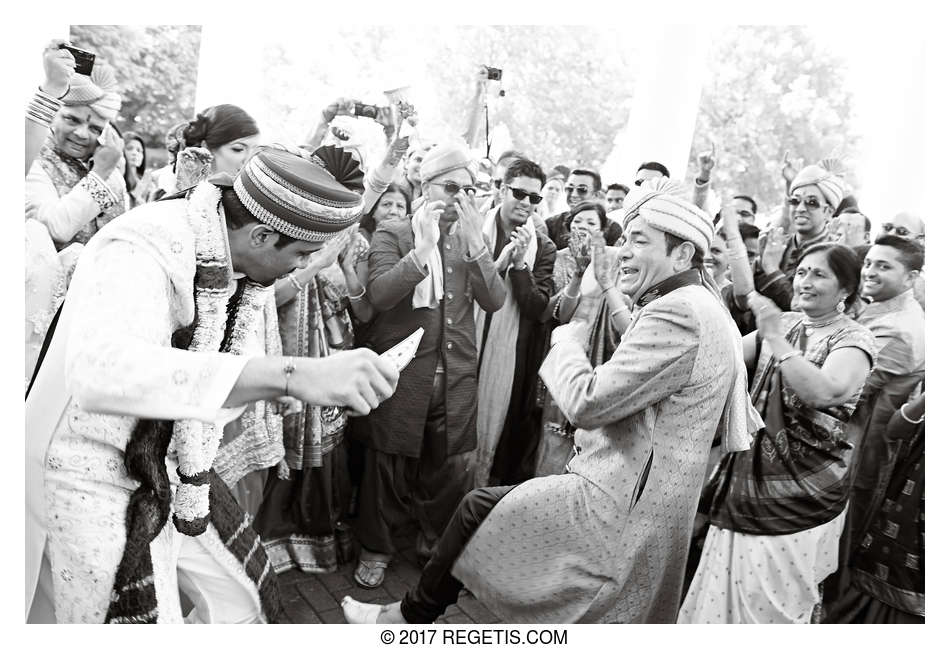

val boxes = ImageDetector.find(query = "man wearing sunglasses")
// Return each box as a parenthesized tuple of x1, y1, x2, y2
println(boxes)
(877, 212, 925, 246)
(545, 168, 623, 250)
(351, 141, 507, 589)
(472, 158, 557, 488)
(779, 163, 849, 279)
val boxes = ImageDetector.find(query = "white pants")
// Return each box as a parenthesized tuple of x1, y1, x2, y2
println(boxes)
(177, 532, 263, 624)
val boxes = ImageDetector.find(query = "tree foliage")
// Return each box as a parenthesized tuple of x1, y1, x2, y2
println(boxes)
(686, 25, 858, 211)
(69, 25, 202, 148)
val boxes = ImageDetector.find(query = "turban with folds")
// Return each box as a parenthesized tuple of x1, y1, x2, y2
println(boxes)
(419, 140, 476, 184)
(622, 178, 715, 255)
(789, 160, 849, 211)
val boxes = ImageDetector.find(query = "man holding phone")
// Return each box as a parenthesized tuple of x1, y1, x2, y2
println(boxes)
(26, 56, 127, 250)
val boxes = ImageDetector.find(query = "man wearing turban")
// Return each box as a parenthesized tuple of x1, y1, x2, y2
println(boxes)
(342, 184, 760, 624)
(27, 148, 400, 623)
(778, 161, 849, 279)
(350, 140, 506, 589)
(26, 62, 128, 250)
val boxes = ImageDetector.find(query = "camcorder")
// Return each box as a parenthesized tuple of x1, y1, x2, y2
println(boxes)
(353, 101, 383, 119)
(483, 65, 503, 81)
(58, 43, 96, 76)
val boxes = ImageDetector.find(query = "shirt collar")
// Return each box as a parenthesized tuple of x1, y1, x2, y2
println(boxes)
(636, 268, 702, 307)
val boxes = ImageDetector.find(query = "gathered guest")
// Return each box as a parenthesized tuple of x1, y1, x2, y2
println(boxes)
(26, 147, 399, 623)
(732, 194, 758, 225)
(401, 141, 434, 208)
(831, 209, 871, 248)
(545, 168, 623, 249)
(25, 40, 75, 174)
(148, 121, 187, 201)
(350, 141, 506, 588)
(633, 160, 669, 186)
(704, 230, 731, 291)
(604, 182, 629, 212)
(680, 243, 875, 624)
(776, 161, 848, 279)
(824, 392, 924, 624)
(359, 184, 412, 244)
(717, 207, 793, 335)
(122, 131, 152, 208)
(876, 212, 925, 308)
(537, 169, 568, 220)
(26, 63, 126, 250)
(342, 185, 760, 624)
(823, 236, 925, 606)
(178, 104, 261, 183)
(480, 149, 525, 213)
(471, 158, 556, 487)
(535, 200, 629, 478)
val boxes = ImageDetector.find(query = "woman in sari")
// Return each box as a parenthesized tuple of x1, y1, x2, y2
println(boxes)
(679, 242, 876, 623)
(534, 201, 629, 477)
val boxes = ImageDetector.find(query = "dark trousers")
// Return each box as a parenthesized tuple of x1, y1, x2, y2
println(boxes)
(356, 373, 472, 556)
(400, 486, 512, 623)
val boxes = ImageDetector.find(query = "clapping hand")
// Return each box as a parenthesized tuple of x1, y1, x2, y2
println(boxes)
(589, 229, 611, 290)
(508, 225, 532, 268)
(568, 229, 592, 273)
(759, 227, 789, 273)
(747, 292, 783, 340)
(454, 191, 488, 256)
(339, 228, 369, 271)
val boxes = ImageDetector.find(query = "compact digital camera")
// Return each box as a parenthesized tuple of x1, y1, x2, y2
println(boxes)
(353, 101, 382, 119)
(59, 43, 96, 76)
(483, 65, 503, 81)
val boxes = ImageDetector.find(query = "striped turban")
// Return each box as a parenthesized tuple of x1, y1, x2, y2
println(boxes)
(233, 147, 364, 242)
(790, 161, 849, 211)
(420, 140, 477, 183)
(622, 178, 715, 255)
(61, 63, 122, 122)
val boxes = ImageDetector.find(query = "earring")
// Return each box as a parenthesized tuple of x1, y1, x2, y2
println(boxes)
(836, 301, 846, 313)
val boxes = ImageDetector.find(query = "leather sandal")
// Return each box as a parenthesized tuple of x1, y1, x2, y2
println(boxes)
(354, 550, 391, 589)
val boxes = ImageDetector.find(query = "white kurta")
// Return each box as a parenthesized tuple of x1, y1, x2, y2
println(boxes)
(25, 195, 261, 622)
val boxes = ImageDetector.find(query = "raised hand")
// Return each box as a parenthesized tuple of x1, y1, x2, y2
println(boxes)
(589, 229, 611, 290)
(760, 227, 789, 273)
(415, 200, 444, 258)
(454, 191, 488, 256)
(747, 292, 783, 340)
(568, 229, 591, 273)
(780, 150, 799, 186)
(91, 126, 124, 179)
(42, 40, 75, 97)
(509, 225, 532, 268)
(697, 142, 716, 181)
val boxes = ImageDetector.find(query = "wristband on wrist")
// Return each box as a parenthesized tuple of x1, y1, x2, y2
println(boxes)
(777, 350, 803, 365)
(287, 274, 303, 292)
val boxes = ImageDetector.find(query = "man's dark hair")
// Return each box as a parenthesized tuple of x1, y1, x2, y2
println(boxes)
(504, 158, 546, 186)
(833, 194, 860, 218)
(569, 168, 602, 193)
(663, 232, 705, 270)
(872, 234, 925, 272)
(733, 194, 758, 214)
(606, 183, 630, 195)
(637, 161, 670, 178)
(495, 150, 525, 167)
(738, 222, 761, 243)
(221, 187, 297, 249)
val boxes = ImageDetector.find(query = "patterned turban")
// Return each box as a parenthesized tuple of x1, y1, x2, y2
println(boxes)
(621, 178, 715, 255)
(790, 161, 849, 211)
(61, 63, 122, 122)
(232, 146, 365, 242)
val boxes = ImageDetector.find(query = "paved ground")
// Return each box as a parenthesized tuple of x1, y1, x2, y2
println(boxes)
(275, 528, 500, 624)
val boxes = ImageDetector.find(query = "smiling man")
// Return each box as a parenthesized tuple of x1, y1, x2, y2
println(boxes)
(472, 158, 556, 487)
(341, 185, 756, 624)
(26, 64, 128, 249)
(26, 147, 400, 623)
(779, 164, 848, 279)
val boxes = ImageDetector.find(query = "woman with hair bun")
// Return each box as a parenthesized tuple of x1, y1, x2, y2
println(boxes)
(174, 104, 261, 188)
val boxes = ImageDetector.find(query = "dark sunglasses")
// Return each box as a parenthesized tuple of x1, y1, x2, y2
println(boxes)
(634, 179, 644, 187)
(433, 181, 477, 196)
(786, 196, 824, 210)
(881, 223, 916, 237)
(507, 186, 543, 205)
(564, 185, 590, 196)
(737, 209, 755, 219)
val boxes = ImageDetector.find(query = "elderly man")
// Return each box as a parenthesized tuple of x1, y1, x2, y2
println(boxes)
(350, 141, 506, 588)
(472, 157, 556, 487)
(342, 185, 757, 624)
(26, 148, 399, 623)
(26, 63, 127, 250)
(877, 211, 925, 245)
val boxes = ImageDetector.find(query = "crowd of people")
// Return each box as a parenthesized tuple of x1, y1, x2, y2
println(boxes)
(25, 40, 924, 625)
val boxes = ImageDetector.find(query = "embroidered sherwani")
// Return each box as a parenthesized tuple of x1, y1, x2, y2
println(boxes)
(26, 192, 276, 623)
(451, 284, 740, 622)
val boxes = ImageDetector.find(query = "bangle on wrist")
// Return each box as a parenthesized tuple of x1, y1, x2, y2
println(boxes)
(348, 286, 366, 301)
(900, 402, 924, 425)
(777, 350, 802, 365)
(287, 274, 304, 292)
(563, 286, 580, 299)
(283, 357, 296, 397)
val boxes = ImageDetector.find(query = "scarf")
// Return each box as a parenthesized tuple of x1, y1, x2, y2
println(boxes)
(37, 142, 126, 247)
(471, 207, 539, 487)
(104, 183, 281, 622)
(410, 201, 444, 309)
(276, 271, 351, 470)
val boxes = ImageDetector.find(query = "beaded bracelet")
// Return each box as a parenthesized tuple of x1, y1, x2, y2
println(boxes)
(26, 88, 63, 127)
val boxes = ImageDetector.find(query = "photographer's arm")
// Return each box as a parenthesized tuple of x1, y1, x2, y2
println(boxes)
(461, 70, 488, 149)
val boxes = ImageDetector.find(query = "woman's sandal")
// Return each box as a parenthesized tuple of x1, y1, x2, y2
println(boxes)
(353, 551, 391, 589)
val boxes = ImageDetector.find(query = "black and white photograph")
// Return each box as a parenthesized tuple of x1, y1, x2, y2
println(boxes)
(17, 6, 942, 634)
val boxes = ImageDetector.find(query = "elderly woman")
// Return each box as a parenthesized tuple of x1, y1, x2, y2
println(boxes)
(679, 243, 876, 624)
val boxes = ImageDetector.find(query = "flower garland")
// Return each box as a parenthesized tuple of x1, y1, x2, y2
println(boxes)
(172, 181, 271, 535)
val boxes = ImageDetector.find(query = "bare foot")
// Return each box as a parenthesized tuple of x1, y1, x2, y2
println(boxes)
(341, 596, 407, 624)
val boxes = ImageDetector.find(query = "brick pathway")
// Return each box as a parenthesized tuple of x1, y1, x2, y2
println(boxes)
(274, 529, 500, 624)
